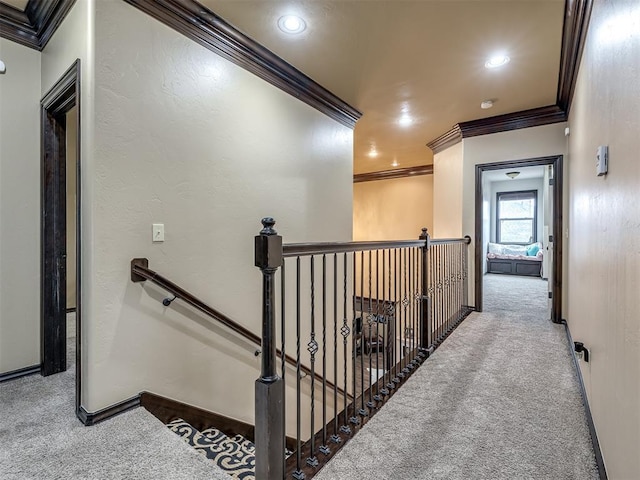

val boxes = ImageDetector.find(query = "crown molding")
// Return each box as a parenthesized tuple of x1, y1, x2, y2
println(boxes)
(458, 105, 567, 138)
(557, 0, 594, 113)
(426, 125, 463, 155)
(428, 105, 566, 154)
(0, 0, 76, 51)
(428, 0, 592, 153)
(123, 0, 362, 129)
(354, 164, 434, 183)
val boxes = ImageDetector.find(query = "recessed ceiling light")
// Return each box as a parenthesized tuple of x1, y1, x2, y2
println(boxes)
(278, 15, 307, 34)
(368, 148, 379, 158)
(398, 114, 413, 127)
(485, 54, 510, 69)
(391, 160, 399, 167)
(481, 100, 494, 109)
(0, 60, 5, 74)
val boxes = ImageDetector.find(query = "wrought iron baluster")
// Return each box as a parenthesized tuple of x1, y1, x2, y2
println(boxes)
(381, 249, 390, 396)
(280, 261, 286, 476)
(350, 252, 359, 426)
(293, 257, 303, 480)
(359, 251, 367, 417)
(401, 248, 410, 376)
(320, 255, 330, 455)
(341, 252, 352, 433)
(386, 249, 395, 392)
(332, 253, 341, 444)
(393, 248, 400, 385)
(367, 250, 374, 409)
(307, 257, 319, 468)
(415, 247, 419, 364)
(374, 249, 382, 402)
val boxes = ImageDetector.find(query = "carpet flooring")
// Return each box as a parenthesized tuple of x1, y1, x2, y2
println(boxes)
(315, 274, 599, 480)
(0, 315, 229, 480)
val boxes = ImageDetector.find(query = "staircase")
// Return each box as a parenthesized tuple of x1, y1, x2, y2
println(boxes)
(167, 418, 256, 479)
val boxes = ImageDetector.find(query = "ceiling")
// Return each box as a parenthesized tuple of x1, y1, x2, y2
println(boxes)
(204, 0, 566, 174)
(0, 0, 567, 174)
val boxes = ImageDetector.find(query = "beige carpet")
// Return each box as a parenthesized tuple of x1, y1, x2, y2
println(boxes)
(314, 274, 598, 480)
(0, 314, 229, 480)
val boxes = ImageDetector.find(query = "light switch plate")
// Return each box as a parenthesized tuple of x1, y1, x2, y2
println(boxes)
(152, 224, 164, 242)
(596, 145, 608, 176)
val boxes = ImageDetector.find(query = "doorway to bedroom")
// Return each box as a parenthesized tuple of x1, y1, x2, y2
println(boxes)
(474, 156, 563, 322)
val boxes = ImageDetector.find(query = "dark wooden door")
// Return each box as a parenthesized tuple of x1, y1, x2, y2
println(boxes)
(41, 110, 67, 376)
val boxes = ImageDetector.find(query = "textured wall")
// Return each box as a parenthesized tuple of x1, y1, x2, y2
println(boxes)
(433, 142, 463, 238)
(0, 39, 41, 374)
(40, 0, 94, 402)
(86, 0, 353, 426)
(353, 175, 433, 241)
(567, 1, 640, 476)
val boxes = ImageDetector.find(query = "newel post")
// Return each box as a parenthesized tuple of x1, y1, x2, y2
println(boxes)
(254, 217, 285, 480)
(419, 227, 431, 355)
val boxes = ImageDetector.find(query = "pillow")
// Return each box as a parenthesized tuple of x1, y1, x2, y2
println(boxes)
(526, 243, 540, 256)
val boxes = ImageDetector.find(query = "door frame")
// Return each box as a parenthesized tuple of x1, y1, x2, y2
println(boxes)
(40, 60, 81, 410)
(474, 155, 563, 322)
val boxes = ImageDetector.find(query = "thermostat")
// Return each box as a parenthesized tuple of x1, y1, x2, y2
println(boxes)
(596, 145, 608, 176)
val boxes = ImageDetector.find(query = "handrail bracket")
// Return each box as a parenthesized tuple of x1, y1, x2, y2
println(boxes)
(131, 258, 149, 282)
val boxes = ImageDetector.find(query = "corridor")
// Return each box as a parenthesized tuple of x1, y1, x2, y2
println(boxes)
(315, 274, 599, 479)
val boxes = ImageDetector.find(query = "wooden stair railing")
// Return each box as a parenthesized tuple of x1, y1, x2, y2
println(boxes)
(130, 258, 350, 400)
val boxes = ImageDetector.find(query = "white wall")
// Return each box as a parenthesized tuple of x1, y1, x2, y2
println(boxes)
(85, 0, 353, 429)
(488, 177, 544, 244)
(40, 0, 94, 401)
(0, 39, 41, 374)
(433, 142, 463, 238)
(481, 174, 491, 274)
(567, 1, 640, 477)
(353, 175, 433, 241)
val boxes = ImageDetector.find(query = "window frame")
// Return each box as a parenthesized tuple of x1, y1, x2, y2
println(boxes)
(496, 189, 538, 245)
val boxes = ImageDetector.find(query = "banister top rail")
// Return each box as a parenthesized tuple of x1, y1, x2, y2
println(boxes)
(130, 258, 350, 399)
(283, 235, 471, 257)
(431, 236, 472, 245)
(283, 239, 425, 257)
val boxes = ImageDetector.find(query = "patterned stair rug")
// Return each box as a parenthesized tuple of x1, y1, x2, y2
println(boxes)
(167, 419, 255, 479)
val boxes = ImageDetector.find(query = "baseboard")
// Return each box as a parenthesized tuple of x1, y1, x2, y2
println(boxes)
(77, 394, 141, 426)
(0, 364, 40, 383)
(140, 391, 257, 442)
(561, 320, 608, 480)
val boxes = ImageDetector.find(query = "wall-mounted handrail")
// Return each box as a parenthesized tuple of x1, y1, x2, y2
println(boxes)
(130, 258, 350, 399)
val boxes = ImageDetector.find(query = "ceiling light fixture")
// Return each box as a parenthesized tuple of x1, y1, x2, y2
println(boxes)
(278, 15, 307, 34)
(480, 100, 494, 109)
(506, 171, 520, 179)
(398, 114, 413, 127)
(485, 54, 510, 69)
(391, 160, 399, 167)
(0, 60, 6, 74)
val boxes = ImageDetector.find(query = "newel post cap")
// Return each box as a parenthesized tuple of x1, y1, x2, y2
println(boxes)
(255, 217, 283, 270)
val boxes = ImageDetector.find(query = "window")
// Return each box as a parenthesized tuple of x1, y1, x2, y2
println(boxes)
(496, 190, 537, 244)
